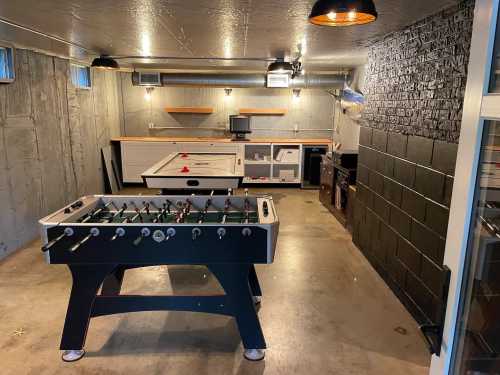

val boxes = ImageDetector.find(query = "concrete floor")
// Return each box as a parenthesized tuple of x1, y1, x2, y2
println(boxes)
(0, 188, 430, 374)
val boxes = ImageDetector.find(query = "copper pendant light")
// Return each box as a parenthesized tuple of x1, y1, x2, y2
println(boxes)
(309, 0, 378, 26)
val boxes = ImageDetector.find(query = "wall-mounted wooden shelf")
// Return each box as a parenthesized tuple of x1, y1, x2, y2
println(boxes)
(239, 108, 287, 116)
(165, 106, 214, 114)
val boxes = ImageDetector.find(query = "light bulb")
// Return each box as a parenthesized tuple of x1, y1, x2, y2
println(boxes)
(327, 12, 337, 20)
(348, 10, 356, 20)
(144, 87, 154, 101)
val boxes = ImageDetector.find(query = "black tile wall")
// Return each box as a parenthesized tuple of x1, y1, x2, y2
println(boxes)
(401, 188, 426, 222)
(359, 127, 373, 147)
(425, 203, 450, 237)
(382, 178, 403, 207)
(369, 170, 384, 195)
(407, 136, 434, 166)
(387, 133, 408, 158)
(373, 193, 391, 222)
(444, 176, 454, 206)
(397, 238, 422, 276)
(432, 141, 458, 175)
(361, 1, 474, 142)
(393, 158, 416, 188)
(372, 129, 388, 152)
(390, 205, 411, 240)
(354, 0, 474, 326)
(375, 151, 394, 177)
(415, 166, 445, 203)
(355, 127, 456, 326)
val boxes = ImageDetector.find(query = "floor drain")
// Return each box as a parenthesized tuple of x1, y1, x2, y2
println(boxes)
(394, 326, 408, 335)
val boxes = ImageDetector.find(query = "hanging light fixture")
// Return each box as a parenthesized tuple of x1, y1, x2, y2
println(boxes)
(268, 59, 294, 74)
(91, 55, 120, 69)
(309, 0, 377, 26)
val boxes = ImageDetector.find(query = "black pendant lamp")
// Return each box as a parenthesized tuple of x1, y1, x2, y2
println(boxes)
(309, 0, 377, 26)
(91, 55, 120, 69)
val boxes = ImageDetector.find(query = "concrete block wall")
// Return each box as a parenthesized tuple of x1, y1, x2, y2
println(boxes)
(119, 73, 360, 149)
(0, 49, 122, 259)
(354, 0, 474, 325)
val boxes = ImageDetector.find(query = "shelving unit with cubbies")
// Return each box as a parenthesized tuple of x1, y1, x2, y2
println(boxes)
(242, 143, 302, 184)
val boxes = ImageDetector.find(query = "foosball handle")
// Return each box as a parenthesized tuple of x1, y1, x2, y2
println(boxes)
(41, 227, 74, 252)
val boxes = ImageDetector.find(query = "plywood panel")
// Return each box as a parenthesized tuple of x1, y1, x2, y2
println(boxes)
(6, 50, 32, 118)
(54, 57, 78, 201)
(29, 51, 67, 213)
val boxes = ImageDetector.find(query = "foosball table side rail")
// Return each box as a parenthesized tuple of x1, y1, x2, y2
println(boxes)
(41, 222, 277, 264)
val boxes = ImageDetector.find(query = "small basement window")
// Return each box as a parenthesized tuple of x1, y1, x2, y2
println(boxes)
(70, 64, 91, 89)
(0, 46, 15, 83)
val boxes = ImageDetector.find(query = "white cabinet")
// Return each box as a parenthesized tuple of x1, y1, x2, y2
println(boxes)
(121, 141, 177, 183)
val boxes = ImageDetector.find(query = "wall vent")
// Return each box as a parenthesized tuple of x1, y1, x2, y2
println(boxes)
(266, 73, 289, 88)
(138, 72, 161, 86)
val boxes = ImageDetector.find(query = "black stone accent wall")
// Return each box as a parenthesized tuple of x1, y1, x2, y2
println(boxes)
(354, 127, 457, 325)
(362, 0, 474, 143)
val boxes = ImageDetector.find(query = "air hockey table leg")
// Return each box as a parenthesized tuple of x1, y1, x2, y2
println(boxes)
(60, 264, 116, 362)
(209, 264, 266, 361)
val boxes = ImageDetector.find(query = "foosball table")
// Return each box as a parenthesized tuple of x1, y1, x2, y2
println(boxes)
(39, 193, 279, 362)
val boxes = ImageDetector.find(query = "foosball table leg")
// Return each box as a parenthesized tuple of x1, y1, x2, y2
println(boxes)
(209, 264, 266, 361)
(60, 264, 116, 362)
(101, 266, 126, 296)
(248, 265, 262, 305)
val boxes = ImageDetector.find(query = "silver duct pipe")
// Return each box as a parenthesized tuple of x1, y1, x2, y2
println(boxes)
(132, 72, 345, 88)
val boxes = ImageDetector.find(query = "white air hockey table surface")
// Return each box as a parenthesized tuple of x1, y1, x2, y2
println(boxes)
(142, 152, 244, 190)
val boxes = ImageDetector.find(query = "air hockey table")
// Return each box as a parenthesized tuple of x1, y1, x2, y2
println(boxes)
(142, 152, 244, 192)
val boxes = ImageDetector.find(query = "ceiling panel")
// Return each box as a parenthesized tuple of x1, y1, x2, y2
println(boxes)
(0, 0, 458, 70)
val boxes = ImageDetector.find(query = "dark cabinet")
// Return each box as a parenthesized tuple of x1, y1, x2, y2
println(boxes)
(319, 151, 358, 227)
(319, 156, 334, 210)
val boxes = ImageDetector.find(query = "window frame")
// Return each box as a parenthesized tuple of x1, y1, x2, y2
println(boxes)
(70, 63, 92, 90)
(0, 43, 15, 83)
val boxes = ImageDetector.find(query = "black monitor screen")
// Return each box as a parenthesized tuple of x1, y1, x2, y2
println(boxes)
(230, 115, 251, 133)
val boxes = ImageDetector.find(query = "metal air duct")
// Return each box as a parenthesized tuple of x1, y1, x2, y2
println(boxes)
(131, 72, 345, 89)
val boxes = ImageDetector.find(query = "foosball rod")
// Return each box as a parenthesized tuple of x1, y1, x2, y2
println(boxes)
(81, 201, 113, 223)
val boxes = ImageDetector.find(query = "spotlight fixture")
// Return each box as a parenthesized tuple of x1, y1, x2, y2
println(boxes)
(309, 0, 377, 26)
(224, 88, 233, 97)
(268, 59, 294, 74)
(292, 89, 301, 101)
(144, 87, 154, 101)
(91, 55, 120, 69)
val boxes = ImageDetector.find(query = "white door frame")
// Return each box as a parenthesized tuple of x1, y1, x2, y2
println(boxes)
(430, 0, 500, 373)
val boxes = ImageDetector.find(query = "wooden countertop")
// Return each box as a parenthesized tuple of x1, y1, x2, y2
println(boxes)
(111, 136, 332, 145)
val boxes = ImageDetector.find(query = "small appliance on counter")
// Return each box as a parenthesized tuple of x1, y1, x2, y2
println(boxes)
(229, 115, 251, 141)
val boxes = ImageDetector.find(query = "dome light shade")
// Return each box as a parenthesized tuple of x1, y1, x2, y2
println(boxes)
(91, 55, 120, 69)
(309, 0, 377, 26)
(268, 60, 293, 73)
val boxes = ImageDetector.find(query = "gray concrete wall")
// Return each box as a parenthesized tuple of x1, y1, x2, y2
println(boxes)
(0, 49, 122, 259)
(119, 72, 360, 146)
